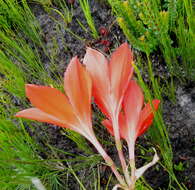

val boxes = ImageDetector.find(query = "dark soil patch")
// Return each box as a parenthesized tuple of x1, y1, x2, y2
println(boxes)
(164, 84, 195, 189)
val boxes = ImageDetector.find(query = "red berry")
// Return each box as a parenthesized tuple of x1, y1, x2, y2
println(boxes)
(99, 27, 108, 36)
(100, 40, 111, 47)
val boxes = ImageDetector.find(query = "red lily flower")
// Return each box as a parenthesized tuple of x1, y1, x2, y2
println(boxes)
(102, 80, 160, 153)
(84, 43, 133, 185)
(83, 42, 133, 120)
(14, 45, 160, 188)
(15, 56, 128, 187)
(15, 57, 97, 143)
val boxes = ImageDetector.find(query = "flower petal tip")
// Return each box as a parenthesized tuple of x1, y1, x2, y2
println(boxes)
(14, 110, 28, 118)
(14, 113, 20, 118)
(85, 47, 101, 58)
(25, 84, 41, 94)
(25, 84, 34, 89)
(121, 42, 128, 48)
(71, 56, 78, 61)
(153, 99, 161, 108)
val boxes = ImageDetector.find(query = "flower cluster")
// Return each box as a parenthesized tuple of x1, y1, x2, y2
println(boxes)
(16, 43, 160, 190)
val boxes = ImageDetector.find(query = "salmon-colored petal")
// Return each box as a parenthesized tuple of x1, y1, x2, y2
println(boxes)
(118, 112, 128, 140)
(64, 57, 92, 125)
(25, 84, 78, 126)
(137, 99, 160, 138)
(83, 47, 111, 117)
(123, 80, 144, 139)
(109, 43, 133, 105)
(15, 108, 68, 128)
(102, 113, 127, 140)
(137, 118, 153, 137)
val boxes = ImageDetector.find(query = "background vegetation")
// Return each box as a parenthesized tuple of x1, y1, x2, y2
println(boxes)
(0, 0, 194, 189)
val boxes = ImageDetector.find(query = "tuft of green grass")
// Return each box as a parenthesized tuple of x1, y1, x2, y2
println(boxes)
(0, 119, 59, 190)
(78, 0, 99, 39)
(53, 0, 73, 24)
(0, 50, 25, 98)
(31, 0, 52, 6)
(0, 0, 42, 45)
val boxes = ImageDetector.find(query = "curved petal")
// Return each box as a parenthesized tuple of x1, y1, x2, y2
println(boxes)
(137, 99, 160, 137)
(109, 43, 133, 105)
(102, 113, 127, 140)
(83, 47, 111, 118)
(112, 184, 125, 190)
(64, 57, 92, 125)
(15, 108, 68, 128)
(123, 80, 144, 140)
(117, 113, 128, 140)
(25, 84, 78, 126)
(135, 148, 159, 179)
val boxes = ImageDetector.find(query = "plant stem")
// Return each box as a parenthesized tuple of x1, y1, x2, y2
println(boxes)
(112, 115, 131, 187)
(129, 159, 136, 190)
(128, 141, 136, 190)
(93, 138, 127, 187)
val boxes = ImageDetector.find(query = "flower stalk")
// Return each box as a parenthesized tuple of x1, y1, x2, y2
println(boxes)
(112, 115, 131, 187)
(92, 136, 127, 187)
